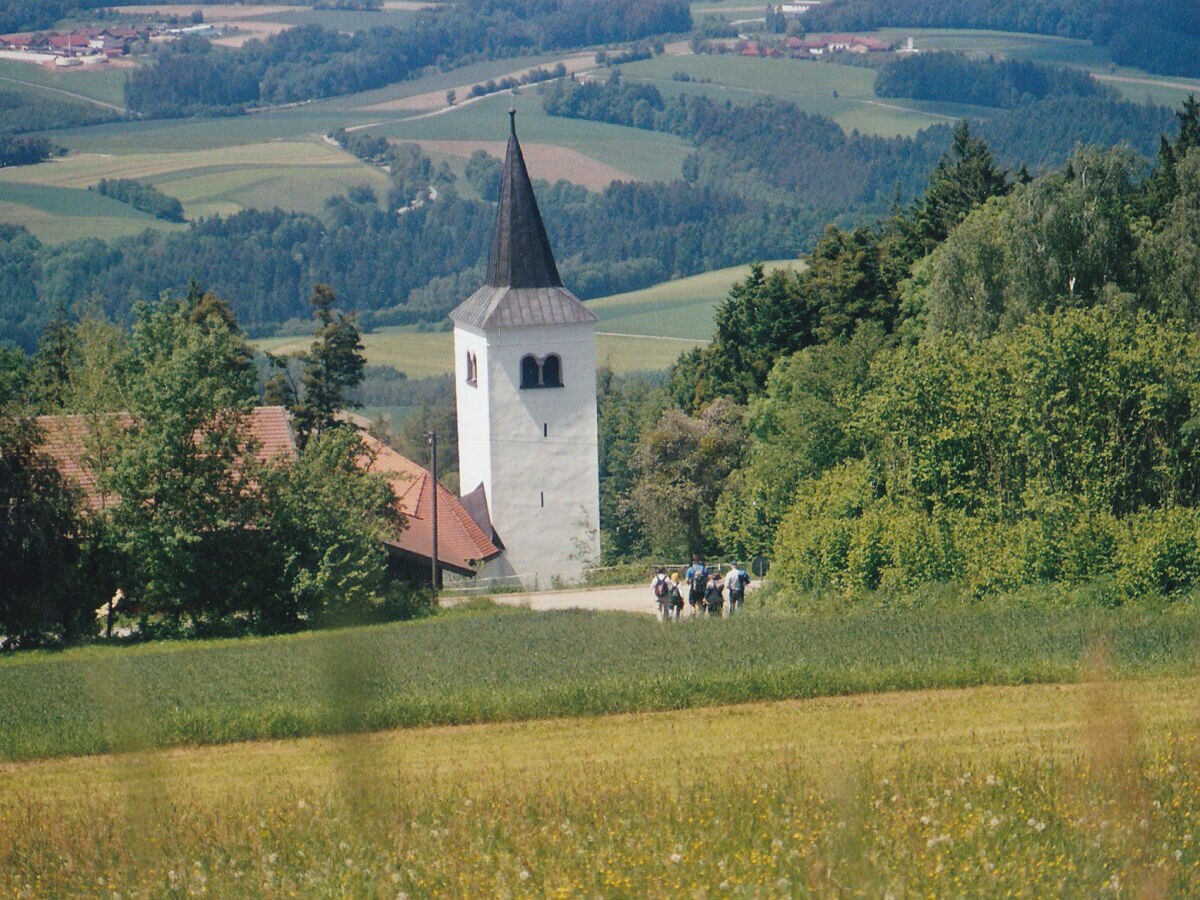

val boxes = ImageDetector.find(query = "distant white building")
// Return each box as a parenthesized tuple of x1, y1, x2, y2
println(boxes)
(450, 112, 601, 589)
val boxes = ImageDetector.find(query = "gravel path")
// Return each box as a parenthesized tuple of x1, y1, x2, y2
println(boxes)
(450, 581, 758, 616)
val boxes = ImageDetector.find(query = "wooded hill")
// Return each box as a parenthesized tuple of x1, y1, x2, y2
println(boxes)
(597, 98, 1200, 608)
(0, 48, 1183, 352)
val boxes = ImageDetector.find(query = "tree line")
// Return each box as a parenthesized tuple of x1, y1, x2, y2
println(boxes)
(596, 98, 1200, 606)
(801, 0, 1200, 80)
(124, 0, 690, 117)
(874, 52, 1105, 109)
(93, 178, 186, 222)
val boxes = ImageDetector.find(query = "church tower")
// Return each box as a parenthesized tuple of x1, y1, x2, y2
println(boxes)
(450, 112, 600, 588)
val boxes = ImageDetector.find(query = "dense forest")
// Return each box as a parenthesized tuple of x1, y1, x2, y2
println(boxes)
(802, 0, 1200, 79)
(594, 97, 1200, 610)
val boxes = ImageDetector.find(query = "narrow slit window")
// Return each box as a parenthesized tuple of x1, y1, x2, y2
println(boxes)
(540, 491, 545, 508)
(543, 423, 548, 438)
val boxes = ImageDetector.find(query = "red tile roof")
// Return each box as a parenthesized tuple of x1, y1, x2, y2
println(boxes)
(36, 408, 497, 575)
(36, 407, 296, 511)
(357, 432, 502, 576)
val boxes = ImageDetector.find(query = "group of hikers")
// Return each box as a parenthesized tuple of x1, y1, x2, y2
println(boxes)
(650, 556, 751, 621)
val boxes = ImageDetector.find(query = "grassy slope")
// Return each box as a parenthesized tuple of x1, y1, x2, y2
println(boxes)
(0, 58, 129, 109)
(370, 89, 692, 184)
(1, 602, 1197, 761)
(256, 261, 795, 375)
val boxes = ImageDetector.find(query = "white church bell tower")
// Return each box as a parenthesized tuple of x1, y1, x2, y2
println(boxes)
(450, 112, 601, 588)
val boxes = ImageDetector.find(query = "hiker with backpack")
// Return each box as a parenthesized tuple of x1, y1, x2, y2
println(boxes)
(685, 556, 708, 616)
(667, 571, 684, 620)
(651, 567, 672, 622)
(704, 571, 725, 617)
(724, 562, 750, 614)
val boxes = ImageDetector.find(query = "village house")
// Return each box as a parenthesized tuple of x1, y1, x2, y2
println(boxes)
(36, 407, 499, 585)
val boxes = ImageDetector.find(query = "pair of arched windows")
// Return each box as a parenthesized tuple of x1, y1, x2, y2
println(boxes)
(520, 353, 563, 389)
(465, 351, 479, 386)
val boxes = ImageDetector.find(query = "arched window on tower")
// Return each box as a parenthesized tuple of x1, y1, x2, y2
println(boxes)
(465, 350, 478, 386)
(520, 354, 540, 389)
(542, 354, 562, 387)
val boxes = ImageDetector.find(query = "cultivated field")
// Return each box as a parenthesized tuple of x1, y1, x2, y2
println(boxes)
(4, 19, 1189, 244)
(257, 261, 792, 374)
(3, 602, 1197, 761)
(370, 90, 693, 185)
(405, 138, 637, 191)
(1, 605, 1199, 894)
(0, 138, 387, 240)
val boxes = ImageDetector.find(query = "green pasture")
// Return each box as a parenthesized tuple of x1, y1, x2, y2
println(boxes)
(259, 263, 795, 374)
(0, 58, 129, 110)
(1, 602, 1197, 761)
(260, 328, 701, 378)
(153, 159, 390, 219)
(619, 53, 959, 137)
(34, 102, 386, 155)
(0, 182, 179, 244)
(242, 7, 419, 31)
(323, 51, 599, 112)
(369, 91, 692, 184)
(0, 138, 384, 231)
(590, 258, 799, 340)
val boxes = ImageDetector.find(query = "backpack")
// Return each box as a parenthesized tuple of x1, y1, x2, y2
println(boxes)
(653, 576, 670, 598)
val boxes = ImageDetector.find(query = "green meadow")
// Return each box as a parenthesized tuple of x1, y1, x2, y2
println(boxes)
(619, 53, 961, 137)
(0, 137, 387, 240)
(0, 58, 129, 109)
(4, 673, 1199, 895)
(1, 601, 1197, 761)
(241, 7, 421, 32)
(369, 90, 693, 184)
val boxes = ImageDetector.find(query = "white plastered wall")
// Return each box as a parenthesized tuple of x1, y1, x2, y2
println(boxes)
(454, 320, 600, 589)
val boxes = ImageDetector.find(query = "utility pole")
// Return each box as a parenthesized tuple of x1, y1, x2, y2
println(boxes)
(428, 430, 441, 591)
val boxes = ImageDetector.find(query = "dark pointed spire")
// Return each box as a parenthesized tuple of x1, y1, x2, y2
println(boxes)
(486, 110, 563, 289)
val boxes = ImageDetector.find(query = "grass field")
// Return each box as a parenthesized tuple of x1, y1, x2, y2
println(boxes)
(257, 261, 791, 374)
(2, 601, 1197, 761)
(0, 138, 387, 236)
(1, 646, 1199, 893)
(0, 58, 130, 109)
(262, 328, 702, 378)
(370, 90, 693, 184)
(619, 53, 962, 137)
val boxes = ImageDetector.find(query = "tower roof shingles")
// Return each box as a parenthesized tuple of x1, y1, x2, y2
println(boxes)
(450, 113, 597, 330)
